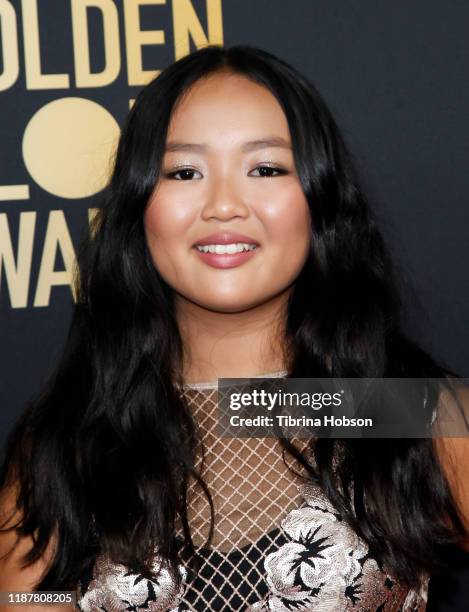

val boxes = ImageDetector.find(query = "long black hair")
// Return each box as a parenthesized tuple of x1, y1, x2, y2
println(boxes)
(0, 44, 466, 592)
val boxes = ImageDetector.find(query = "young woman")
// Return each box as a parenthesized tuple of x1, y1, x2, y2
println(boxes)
(0, 44, 468, 611)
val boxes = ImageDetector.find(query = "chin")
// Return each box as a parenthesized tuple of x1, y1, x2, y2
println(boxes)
(195, 296, 262, 314)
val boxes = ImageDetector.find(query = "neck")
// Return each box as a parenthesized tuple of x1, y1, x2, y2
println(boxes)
(175, 291, 291, 385)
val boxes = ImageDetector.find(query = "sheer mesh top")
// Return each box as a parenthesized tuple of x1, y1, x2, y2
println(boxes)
(76, 371, 429, 611)
(173, 370, 314, 610)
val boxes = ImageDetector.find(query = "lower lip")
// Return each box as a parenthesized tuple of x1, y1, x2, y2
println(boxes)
(192, 246, 260, 269)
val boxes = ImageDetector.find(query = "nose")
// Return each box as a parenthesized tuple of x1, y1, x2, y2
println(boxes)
(201, 172, 249, 221)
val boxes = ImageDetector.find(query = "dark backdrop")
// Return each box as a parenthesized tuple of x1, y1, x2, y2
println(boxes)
(0, 1, 468, 609)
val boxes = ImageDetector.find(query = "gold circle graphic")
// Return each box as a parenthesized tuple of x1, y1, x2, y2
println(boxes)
(22, 97, 120, 199)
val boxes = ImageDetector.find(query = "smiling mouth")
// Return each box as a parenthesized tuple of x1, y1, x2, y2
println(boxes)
(193, 243, 259, 255)
(192, 243, 260, 269)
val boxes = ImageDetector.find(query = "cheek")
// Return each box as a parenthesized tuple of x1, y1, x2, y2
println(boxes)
(144, 190, 192, 251)
(144, 201, 188, 281)
(263, 185, 311, 256)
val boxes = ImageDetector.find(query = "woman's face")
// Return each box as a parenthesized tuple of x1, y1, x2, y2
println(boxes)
(144, 70, 311, 314)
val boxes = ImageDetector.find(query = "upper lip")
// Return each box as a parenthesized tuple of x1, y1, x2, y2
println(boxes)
(193, 232, 260, 247)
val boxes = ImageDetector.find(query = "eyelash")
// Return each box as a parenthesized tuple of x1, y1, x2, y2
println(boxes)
(164, 165, 288, 181)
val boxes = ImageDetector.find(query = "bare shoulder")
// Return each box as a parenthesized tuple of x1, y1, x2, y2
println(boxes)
(433, 381, 469, 551)
(0, 481, 75, 611)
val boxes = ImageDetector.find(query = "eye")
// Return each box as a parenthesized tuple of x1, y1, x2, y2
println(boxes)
(249, 165, 288, 178)
(165, 168, 202, 181)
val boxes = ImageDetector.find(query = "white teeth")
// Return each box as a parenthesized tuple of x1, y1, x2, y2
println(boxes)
(195, 243, 258, 254)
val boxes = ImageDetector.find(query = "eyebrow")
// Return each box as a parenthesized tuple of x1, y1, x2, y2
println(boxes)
(164, 136, 292, 153)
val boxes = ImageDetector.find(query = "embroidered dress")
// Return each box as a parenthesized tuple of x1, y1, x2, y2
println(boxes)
(77, 371, 429, 611)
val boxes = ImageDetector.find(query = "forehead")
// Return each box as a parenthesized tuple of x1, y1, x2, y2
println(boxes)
(166, 71, 290, 143)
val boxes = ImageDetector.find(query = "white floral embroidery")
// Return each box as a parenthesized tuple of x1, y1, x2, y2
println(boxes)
(250, 482, 428, 612)
(77, 554, 186, 611)
(77, 482, 428, 611)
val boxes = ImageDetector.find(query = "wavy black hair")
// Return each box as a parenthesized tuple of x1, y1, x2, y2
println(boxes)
(0, 44, 467, 593)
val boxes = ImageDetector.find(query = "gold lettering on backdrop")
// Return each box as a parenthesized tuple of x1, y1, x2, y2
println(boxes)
(0, 0, 19, 90)
(2, 0, 224, 91)
(123, 0, 166, 86)
(22, 97, 120, 199)
(0, 210, 101, 307)
(71, 0, 121, 87)
(0, 211, 36, 308)
(172, 0, 223, 60)
(34, 211, 76, 307)
(21, 0, 70, 89)
(0, 185, 30, 201)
